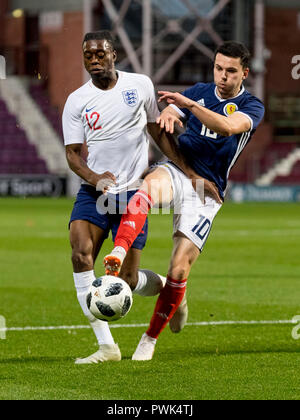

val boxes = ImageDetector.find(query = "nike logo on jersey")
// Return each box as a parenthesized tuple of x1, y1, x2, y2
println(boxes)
(86, 106, 96, 113)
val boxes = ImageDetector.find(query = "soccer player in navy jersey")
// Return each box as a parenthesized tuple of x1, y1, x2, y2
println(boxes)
(104, 41, 265, 360)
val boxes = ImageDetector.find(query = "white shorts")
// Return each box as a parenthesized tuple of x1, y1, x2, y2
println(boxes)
(159, 162, 222, 251)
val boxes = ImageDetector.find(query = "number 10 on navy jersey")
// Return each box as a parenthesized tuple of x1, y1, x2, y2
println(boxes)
(200, 124, 218, 139)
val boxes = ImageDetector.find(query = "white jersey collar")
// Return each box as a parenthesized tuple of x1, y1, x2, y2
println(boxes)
(214, 84, 245, 102)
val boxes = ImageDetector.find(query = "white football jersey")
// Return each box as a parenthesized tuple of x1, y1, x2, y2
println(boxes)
(63, 71, 160, 194)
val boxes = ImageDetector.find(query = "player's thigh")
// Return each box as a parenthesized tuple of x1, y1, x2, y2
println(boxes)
(168, 232, 200, 280)
(70, 220, 107, 260)
(119, 248, 142, 290)
(141, 167, 173, 206)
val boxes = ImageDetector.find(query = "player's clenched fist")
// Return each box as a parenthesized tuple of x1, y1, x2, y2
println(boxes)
(192, 176, 223, 205)
(95, 171, 116, 194)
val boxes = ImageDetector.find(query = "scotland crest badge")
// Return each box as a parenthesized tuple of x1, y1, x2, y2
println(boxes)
(122, 89, 139, 107)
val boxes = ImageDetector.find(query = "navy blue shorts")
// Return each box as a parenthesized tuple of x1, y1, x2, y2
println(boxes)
(69, 185, 148, 250)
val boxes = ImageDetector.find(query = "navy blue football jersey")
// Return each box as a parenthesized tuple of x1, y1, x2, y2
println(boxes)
(173, 83, 265, 198)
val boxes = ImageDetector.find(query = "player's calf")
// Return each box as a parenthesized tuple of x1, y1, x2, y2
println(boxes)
(169, 291, 188, 333)
(134, 270, 166, 296)
(146, 276, 187, 339)
(119, 269, 138, 290)
(72, 250, 94, 272)
(168, 234, 200, 280)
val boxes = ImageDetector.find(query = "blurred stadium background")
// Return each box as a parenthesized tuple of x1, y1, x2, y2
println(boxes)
(0, 0, 299, 202)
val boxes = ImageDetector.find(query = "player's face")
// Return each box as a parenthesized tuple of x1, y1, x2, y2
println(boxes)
(214, 53, 249, 99)
(83, 39, 117, 78)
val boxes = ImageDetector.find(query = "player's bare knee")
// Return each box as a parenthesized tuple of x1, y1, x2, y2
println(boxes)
(168, 259, 191, 281)
(140, 177, 160, 204)
(142, 168, 172, 205)
(71, 249, 93, 271)
(169, 266, 188, 281)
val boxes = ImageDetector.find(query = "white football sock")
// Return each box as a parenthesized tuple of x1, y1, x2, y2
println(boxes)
(73, 271, 115, 346)
(134, 270, 166, 297)
(110, 246, 127, 263)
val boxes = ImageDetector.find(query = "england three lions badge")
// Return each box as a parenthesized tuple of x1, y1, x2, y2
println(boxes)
(122, 89, 139, 107)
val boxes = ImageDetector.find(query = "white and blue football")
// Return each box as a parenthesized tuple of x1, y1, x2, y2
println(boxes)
(86, 275, 133, 322)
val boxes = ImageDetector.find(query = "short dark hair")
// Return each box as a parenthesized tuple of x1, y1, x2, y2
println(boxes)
(214, 41, 251, 69)
(82, 30, 116, 50)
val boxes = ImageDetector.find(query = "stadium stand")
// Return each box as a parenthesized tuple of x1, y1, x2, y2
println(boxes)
(0, 97, 49, 174)
(256, 146, 300, 186)
(273, 161, 300, 185)
(253, 93, 300, 185)
(268, 95, 300, 143)
(258, 142, 297, 174)
(230, 91, 300, 186)
(0, 76, 68, 176)
(29, 83, 64, 141)
(229, 143, 288, 183)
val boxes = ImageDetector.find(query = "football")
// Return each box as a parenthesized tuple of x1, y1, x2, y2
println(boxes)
(86, 275, 133, 322)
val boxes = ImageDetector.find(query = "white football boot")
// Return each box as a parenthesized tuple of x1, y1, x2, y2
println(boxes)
(132, 333, 157, 361)
(75, 344, 121, 365)
(103, 247, 127, 277)
(169, 292, 188, 333)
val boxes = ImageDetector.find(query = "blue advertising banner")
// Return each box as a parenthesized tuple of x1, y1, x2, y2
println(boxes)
(229, 183, 300, 203)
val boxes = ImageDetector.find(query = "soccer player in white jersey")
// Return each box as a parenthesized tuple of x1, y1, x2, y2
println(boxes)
(63, 31, 218, 364)
(105, 41, 265, 361)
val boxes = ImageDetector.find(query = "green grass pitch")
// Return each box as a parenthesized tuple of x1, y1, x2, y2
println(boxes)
(0, 197, 300, 400)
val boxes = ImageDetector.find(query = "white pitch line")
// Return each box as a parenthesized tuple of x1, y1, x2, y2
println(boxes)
(0, 320, 297, 333)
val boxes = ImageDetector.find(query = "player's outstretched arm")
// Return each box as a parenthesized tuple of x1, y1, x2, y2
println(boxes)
(147, 122, 188, 173)
(158, 91, 251, 136)
(66, 144, 116, 193)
